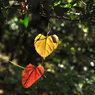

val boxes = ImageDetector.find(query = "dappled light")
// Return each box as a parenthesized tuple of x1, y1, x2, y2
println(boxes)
(0, 0, 95, 95)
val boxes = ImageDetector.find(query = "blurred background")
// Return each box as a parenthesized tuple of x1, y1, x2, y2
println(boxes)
(0, 0, 95, 95)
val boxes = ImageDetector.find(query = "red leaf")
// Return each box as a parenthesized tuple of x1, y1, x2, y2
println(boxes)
(22, 64, 44, 88)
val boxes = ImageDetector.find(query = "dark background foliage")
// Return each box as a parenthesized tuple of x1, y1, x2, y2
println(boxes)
(0, 0, 95, 95)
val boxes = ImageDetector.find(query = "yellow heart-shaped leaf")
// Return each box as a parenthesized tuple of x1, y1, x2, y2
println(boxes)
(34, 34, 59, 59)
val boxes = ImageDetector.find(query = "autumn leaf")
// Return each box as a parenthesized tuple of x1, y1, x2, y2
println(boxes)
(34, 34, 59, 59)
(22, 64, 44, 88)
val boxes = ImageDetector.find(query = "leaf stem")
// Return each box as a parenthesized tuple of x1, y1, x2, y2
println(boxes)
(9, 61, 25, 69)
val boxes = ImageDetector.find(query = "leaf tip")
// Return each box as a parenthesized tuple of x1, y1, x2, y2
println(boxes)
(43, 57, 45, 60)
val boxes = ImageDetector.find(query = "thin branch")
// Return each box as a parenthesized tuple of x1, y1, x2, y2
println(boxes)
(69, 11, 81, 16)
(40, 9, 95, 23)
(40, 13, 79, 21)
(81, 0, 87, 6)
(9, 61, 25, 69)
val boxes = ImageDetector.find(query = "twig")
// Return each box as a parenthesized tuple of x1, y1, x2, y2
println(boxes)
(40, 13, 79, 21)
(81, 0, 87, 6)
(9, 61, 25, 69)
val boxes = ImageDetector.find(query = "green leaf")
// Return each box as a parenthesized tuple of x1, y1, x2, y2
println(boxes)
(1, 7, 3, 9)
(24, 12, 29, 28)
(70, 14, 76, 20)
(19, 19, 24, 24)
(19, 12, 29, 28)
(65, 3, 72, 8)
(54, 2, 58, 6)
(5, 30, 10, 35)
